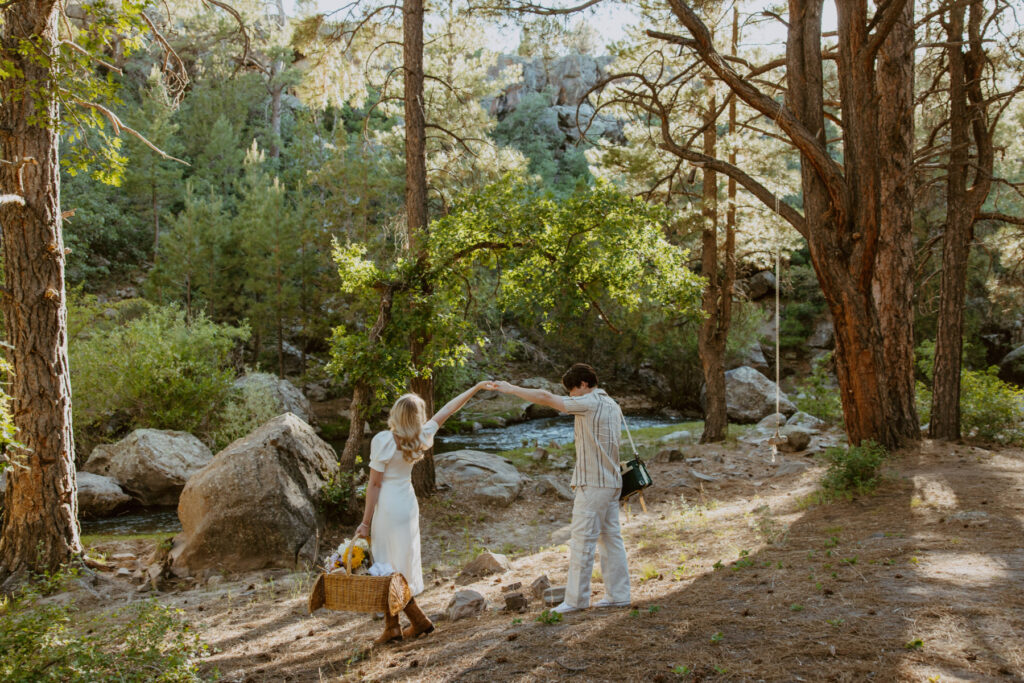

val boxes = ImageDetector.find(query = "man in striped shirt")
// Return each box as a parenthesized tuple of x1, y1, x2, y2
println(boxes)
(493, 363, 631, 614)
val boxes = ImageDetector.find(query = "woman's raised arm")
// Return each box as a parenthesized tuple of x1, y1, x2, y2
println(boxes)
(431, 380, 494, 427)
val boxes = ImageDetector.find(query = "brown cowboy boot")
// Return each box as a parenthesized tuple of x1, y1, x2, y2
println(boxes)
(402, 597, 434, 638)
(373, 611, 403, 645)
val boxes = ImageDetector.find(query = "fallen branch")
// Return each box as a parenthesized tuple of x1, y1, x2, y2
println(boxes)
(69, 98, 191, 166)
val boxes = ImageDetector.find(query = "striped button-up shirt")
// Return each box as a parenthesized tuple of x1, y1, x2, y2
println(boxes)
(563, 388, 623, 489)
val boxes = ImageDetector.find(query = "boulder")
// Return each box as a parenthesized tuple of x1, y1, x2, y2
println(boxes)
(746, 271, 777, 300)
(233, 373, 314, 425)
(84, 429, 213, 506)
(999, 344, 1024, 386)
(435, 450, 526, 506)
(787, 411, 826, 432)
(518, 377, 567, 396)
(548, 53, 604, 105)
(504, 592, 529, 612)
(808, 318, 835, 349)
(522, 403, 560, 420)
(756, 413, 788, 431)
(720, 366, 796, 423)
(778, 426, 813, 452)
(446, 589, 486, 622)
(170, 413, 338, 573)
(77, 472, 132, 519)
(658, 430, 692, 444)
(460, 551, 511, 578)
(727, 341, 770, 374)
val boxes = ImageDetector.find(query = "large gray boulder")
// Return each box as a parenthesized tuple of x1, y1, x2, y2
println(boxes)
(435, 450, 526, 506)
(170, 413, 338, 573)
(746, 271, 777, 300)
(808, 318, 835, 349)
(722, 366, 796, 423)
(233, 373, 314, 425)
(518, 377, 567, 396)
(999, 344, 1024, 386)
(77, 471, 132, 519)
(84, 429, 213, 506)
(787, 411, 827, 432)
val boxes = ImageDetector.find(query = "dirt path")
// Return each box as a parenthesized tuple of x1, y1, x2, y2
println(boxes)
(80, 439, 1024, 682)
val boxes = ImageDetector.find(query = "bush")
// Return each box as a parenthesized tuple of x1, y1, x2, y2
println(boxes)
(818, 440, 888, 498)
(915, 340, 1024, 443)
(960, 367, 1024, 443)
(792, 352, 843, 424)
(0, 571, 210, 681)
(208, 379, 281, 451)
(69, 294, 248, 454)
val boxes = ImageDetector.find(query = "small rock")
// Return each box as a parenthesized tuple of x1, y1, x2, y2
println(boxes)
(530, 574, 551, 599)
(542, 586, 566, 607)
(116, 567, 132, 577)
(446, 590, 486, 622)
(535, 474, 573, 500)
(111, 552, 137, 563)
(654, 449, 684, 463)
(503, 592, 529, 612)
(207, 575, 224, 588)
(460, 551, 511, 578)
(502, 582, 522, 593)
(550, 458, 572, 470)
(531, 447, 549, 462)
(689, 469, 718, 482)
(428, 612, 446, 623)
(472, 422, 483, 432)
(779, 427, 813, 452)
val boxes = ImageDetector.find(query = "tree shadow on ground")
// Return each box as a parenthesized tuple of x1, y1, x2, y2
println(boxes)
(207, 441, 1024, 682)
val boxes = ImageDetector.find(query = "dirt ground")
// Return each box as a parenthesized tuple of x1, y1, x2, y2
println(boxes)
(76, 437, 1024, 682)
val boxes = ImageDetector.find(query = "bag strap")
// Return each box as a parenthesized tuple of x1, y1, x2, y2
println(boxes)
(621, 413, 639, 458)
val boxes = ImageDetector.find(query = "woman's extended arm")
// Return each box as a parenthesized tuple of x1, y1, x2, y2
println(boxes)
(355, 468, 384, 539)
(431, 380, 493, 427)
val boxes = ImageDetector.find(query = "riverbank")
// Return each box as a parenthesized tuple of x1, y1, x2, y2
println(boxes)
(60, 437, 1024, 681)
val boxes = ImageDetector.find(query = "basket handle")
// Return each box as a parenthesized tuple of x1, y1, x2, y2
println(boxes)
(345, 538, 371, 575)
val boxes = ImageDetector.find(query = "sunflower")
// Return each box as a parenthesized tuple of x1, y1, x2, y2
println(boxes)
(342, 545, 365, 568)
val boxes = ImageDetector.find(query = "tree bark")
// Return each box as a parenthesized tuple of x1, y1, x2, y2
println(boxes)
(0, 0, 82, 580)
(698, 72, 728, 443)
(403, 0, 435, 496)
(339, 288, 395, 471)
(929, 0, 993, 440)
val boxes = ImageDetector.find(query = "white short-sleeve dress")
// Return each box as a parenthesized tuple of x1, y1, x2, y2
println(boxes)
(367, 419, 438, 596)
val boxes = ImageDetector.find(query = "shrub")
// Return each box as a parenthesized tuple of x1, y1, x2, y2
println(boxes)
(0, 571, 210, 681)
(818, 440, 888, 498)
(960, 367, 1024, 443)
(208, 379, 281, 451)
(792, 352, 843, 424)
(915, 340, 1024, 443)
(69, 293, 248, 454)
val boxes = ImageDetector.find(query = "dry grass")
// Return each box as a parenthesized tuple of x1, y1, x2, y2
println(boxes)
(73, 438, 1024, 682)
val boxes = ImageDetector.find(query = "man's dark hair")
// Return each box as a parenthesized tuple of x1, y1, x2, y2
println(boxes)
(562, 363, 598, 391)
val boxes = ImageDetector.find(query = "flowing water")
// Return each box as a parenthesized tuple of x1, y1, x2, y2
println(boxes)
(82, 413, 685, 536)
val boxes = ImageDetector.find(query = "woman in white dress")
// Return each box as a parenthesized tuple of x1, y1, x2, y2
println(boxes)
(355, 380, 492, 644)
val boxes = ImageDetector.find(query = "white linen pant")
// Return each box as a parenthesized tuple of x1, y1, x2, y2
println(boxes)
(564, 485, 631, 608)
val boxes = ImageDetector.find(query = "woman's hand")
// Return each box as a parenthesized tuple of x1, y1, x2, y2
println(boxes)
(476, 380, 497, 392)
(355, 521, 370, 539)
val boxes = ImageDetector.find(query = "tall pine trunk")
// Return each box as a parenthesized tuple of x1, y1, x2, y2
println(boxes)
(698, 75, 728, 443)
(786, 0, 919, 448)
(403, 0, 435, 496)
(930, 0, 992, 440)
(0, 0, 82, 580)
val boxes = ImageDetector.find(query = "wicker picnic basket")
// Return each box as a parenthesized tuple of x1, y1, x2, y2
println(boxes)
(307, 546, 411, 617)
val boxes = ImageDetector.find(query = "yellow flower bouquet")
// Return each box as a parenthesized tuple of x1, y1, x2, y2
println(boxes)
(325, 537, 371, 574)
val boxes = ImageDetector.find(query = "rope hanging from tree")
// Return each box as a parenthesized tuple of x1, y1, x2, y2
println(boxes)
(767, 206, 787, 463)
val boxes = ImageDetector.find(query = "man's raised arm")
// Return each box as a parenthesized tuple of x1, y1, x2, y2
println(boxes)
(493, 380, 567, 413)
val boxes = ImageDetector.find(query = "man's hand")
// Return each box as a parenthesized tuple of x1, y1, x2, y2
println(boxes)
(493, 380, 516, 394)
(476, 380, 497, 392)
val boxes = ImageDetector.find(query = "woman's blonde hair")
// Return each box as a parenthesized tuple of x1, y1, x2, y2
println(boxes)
(388, 393, 429, 462)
